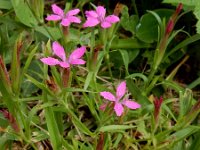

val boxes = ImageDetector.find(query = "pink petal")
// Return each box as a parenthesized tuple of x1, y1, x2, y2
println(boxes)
(67, 16, 81, 23)
(101, 21, 112, 28)
(40, 57, 60, 66)
(69, 46, 86, 60)
(100, 92, 115, 101)
(69, 59, 85, 65)
(116, 81, 126, 100)
(46, 15, 62, 21)
(105, 15, 120, 23)
(67, 9, 80, 16)
(52, 42, 66, 61)
(61, 19, 71, 26)
(123, 100, 141, 109)
(114, 103, 124, 116)
(85, 10, 98, 18)
(59, 62, 70, 68)
(52, 4, 64, 16)
(96, 6, 106, 19)
(83, 18, 100, 27)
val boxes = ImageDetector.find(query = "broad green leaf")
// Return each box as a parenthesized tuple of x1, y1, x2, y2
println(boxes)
(136, 9, 173, 43)
(0, 0, 12, 9)
(120, 5, 139, 35)
(110, 38, 151, 49)
(194, 2, 200, 34)
(128, 49, 140, 63)
(34, 26, 62, 40)
(163, 0, 196, 6)
(11, 0, 38, 27)
(21, 60, 43, 97)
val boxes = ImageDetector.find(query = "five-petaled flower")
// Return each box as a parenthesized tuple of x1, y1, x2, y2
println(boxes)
(46, 4, 81, 26)
(40, 41, 86, 68)
(100, 81, 141, 116)
(83, 6, 120, 28)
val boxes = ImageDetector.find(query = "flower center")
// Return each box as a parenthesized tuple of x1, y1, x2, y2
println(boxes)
(98, 13, 104, 22)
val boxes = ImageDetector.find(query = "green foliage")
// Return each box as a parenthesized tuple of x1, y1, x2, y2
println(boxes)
(11, 0, 38, 27)
(0, 0, 200, 149)
(136, 9, 173, 43)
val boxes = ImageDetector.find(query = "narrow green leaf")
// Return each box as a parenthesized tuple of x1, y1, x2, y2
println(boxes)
(84, 72, 94, 90)
(119, 50, 129, 75)
(126, 73, 148, 83)
(188, 76, 200, 89)
(99, 125, 136, 132)
(179, 89, 193, 119)
(161, 80, 184, 92)
(167, 126, 200, 143)
(22, 45, 38, 74)
(164, 34, 200, 60)
(64, 105, 94, 136)
(25, 74, 55, 97)
(188, 131, 200, 150)
(10, 33, 22, 95)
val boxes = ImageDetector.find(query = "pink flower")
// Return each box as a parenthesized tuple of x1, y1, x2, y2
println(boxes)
(83, 6, 120, 28)
(100, 81, 141, 116)
(40, 41, 86, 68)
(46, 4, 81, 26)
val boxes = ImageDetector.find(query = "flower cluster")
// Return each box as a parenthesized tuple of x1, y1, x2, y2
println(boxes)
(46, 4, 120, 28)
(42, 4, 140, 117)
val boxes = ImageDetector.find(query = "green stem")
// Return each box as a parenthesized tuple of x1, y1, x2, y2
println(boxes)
(145, 76, 160, 95)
